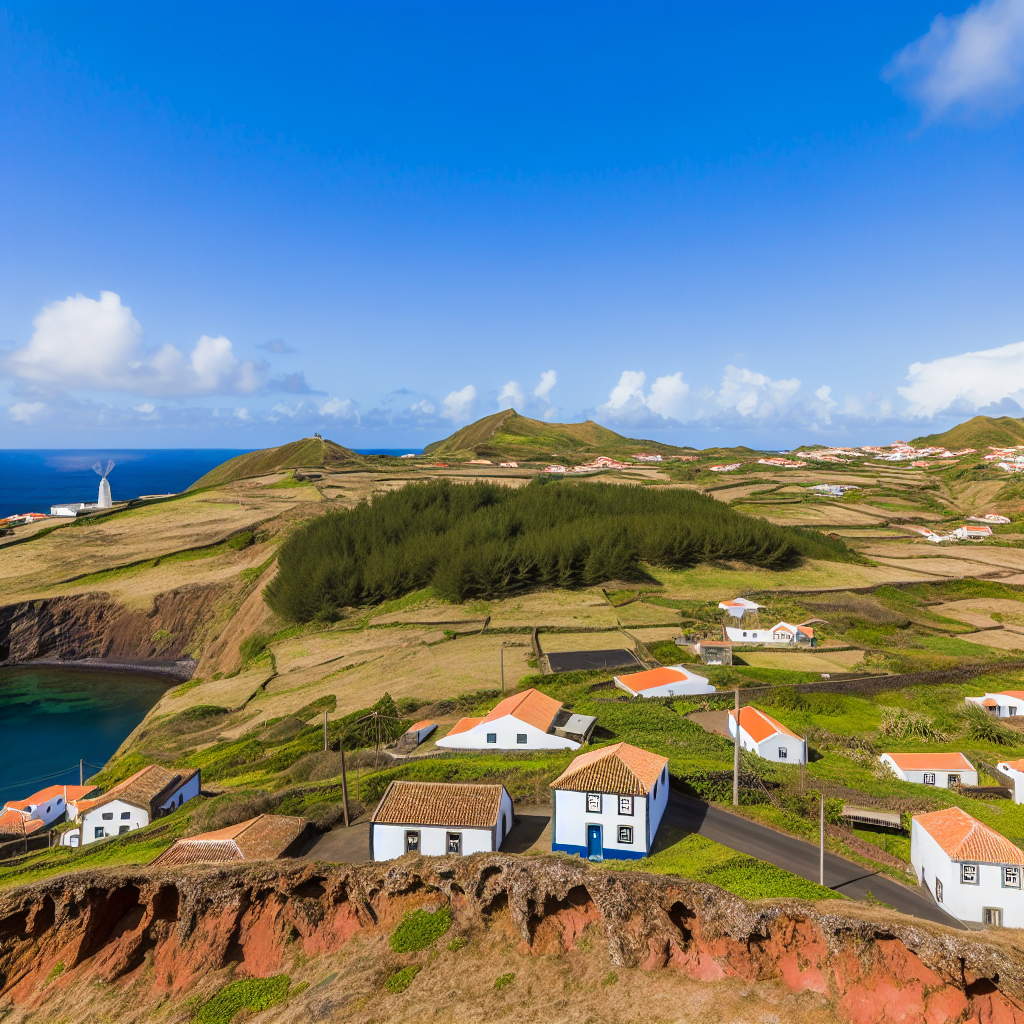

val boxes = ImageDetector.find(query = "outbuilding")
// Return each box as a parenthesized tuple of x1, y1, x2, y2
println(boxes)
(728, 706, 806, 765)
(911, 807, 1024, 928)
(369, 780, 514, 861)
(965, 691, 1024, 718)
(395, 720, 438, 753)
(550, 742, 669, 861)
(150, 814, 310, 866)
(880, 753, 977, 789)
(613, 665, 715, 698)
(996, 758, 1024, 804)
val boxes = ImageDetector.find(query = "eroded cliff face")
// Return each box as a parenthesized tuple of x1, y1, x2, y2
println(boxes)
(1, 856, 1022, 1024)
(0, 584, 226, 671)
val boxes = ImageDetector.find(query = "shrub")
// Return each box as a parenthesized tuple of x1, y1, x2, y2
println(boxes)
(227, 530, 254, 550)
(602, 971, 618, 986)
(447, 937, 468, 951)
(288, 751, 346, 784)
(389, 907, 453, 952)
(239, 633, 271, 666)
(194, 975, 290, 1024)
(648, 640, 699, 666)
(494, 973, 515, 990)
(385, 966, 421, 994)
(959, 704, 1014, 745)
(189, 791, 279, 834)
(760, 686, 809, 712)
(877, 708, 948, 741)
(303, 801, 347, 831)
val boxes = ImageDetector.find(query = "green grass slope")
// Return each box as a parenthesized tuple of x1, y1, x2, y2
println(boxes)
(423, 408, 694, 460)
(912, 415, 1024, 450)
(188, 437, 358, 489)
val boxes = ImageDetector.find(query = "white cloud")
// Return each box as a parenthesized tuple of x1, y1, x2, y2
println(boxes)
(813, 385, 837, 425)
(271, 401, 303, 418)
(897, 340, 1024, 417)
(717, 366, 801, 418)
(410, 399, 435, 414)
(233, 407, 252, 421)
(441, 384, 476, 421)
(8, 401, 47, 424)
(599, 370, 690, 423)
(3, 291, 263, 397)
(884, 0, 1024, 120)
(498, 381, 525, 410)
(533, 370, 557, 399)
(133, 402, 155, 414)
(646, 372, 690, 420)
(319, 397, 357, 419)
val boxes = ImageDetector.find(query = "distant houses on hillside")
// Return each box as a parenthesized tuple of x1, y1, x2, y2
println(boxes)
(965, 691, 1024, 718)
(880, 753, 977, 789)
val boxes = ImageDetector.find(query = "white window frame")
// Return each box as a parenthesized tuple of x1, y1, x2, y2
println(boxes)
(516, 733, 528, 745)
(923, 773, 936, 785)
(405, 830, 420, 855)
(984, 907, 1004, 927)
(935, 878, 943, 902)
(961, 863, 979, 885)
(778, 746, 788, 759)
(618, 796, 633, 816)
(1003, 866, 1021, 889)
(586, 793, 602, 813)
(617, 825, 633, 844)
(446, 831, 462, 855)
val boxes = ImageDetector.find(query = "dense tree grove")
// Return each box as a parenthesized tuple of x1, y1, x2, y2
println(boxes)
(265, 479, 853, 621)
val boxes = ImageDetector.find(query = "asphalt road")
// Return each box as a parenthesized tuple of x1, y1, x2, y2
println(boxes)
(664, 792, 964, 929)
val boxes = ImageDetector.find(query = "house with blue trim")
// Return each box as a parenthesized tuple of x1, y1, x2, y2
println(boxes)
(549, 742, 669, 861)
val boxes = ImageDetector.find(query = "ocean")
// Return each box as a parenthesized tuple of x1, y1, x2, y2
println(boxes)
(0, 448, 423, 519)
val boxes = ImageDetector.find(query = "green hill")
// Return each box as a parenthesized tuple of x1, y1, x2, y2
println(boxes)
(912, 415, 1024, 450)
(188, 437, 359, 489)
(423, 409, 694, 462)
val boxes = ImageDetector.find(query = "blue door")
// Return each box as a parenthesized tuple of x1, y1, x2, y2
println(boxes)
(587, 824, 603, 861)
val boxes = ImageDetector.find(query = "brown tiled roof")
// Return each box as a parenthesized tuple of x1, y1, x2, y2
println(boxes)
(915, 807, 1024, 865)
(883, 752, 974, 771)
(372, 781, 508, 828)
(481, 689, 562, 732)
(730, 706, 802, 742)
(150, 814, 308, 867)
(75, 764, 199, 818)
(550, 743, 668, 796)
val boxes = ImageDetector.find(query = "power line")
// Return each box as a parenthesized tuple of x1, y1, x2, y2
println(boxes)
(0, 764, 86, 792)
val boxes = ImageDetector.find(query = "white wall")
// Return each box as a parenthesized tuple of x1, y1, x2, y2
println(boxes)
(728, 716, 805, 765)
(81, 799, 150, 845)
(554, 789, 651, 856)
(616, 676, 715, 699)
(23, 794, 69, 826)
(966, 695, 1024, 718)
(997, 763, 1024, 804)
(158, 774, 201, 812)
(436, 717, 578, 750)
(880, 757, 977, 788)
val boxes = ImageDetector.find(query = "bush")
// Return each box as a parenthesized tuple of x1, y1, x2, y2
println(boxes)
(959, 703, 1014, 745)
(303, 801, 347, 831)
(494, 973, 515, 990)
(877, 707, 948, 741)
(189, 790, 279, 834)
(265, 479, 857, 621)
(760, 686, 809, 712)
(447, 937, 468, 951)
(385, 966, 421, 994)
(239, 632, 271, 666)
(288, 751, 346, 783)
(647, 640, 700, 666)
(194, 975, 290, 1023)
(389, 907, 453, 952)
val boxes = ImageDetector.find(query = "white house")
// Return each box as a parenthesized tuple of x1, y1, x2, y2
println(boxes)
(613, 665, 715, 699)
(996, 758, 1024, 804)
(965, 691, 1024, 718)
(911, 807, 1024, 928)
(66, 764, 200, 846)
(550, 742, 669, 861)
(369, 780, 514, 861)
(879, 752, 977, 788)
(728, 707, 807, 765)
(435, 688, 595, 751)
(953, 525, 992, 541)
(718, 597, 763, 619)
(2, 784, 96, 829)
(724, 620, 814, 646)
(49, 503, 85, 517)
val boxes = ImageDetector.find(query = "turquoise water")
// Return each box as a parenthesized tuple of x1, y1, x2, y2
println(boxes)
(0, 666, 171, 801)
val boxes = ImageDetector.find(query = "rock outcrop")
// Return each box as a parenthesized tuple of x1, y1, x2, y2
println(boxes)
(1, 855, 1022, 1023)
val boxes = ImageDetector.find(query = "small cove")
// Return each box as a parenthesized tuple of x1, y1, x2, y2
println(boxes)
(0, 665, 171, 801)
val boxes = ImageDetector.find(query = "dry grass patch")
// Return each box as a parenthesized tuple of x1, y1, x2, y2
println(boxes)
(739, 650, 867, 672)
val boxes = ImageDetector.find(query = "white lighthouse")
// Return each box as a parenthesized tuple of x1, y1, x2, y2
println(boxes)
(93, 460, 115, 508)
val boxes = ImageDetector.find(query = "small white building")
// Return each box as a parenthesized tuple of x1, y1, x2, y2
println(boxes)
(996, 758, 1024, 804)
(550, 742, 669, 861)
(613, 665, 715, 699)
(953, 525, 992, 541)
(435, 688, 595, 751)
(395, 720, 438, 753)
(911, 807, 1024, 928)
(718, 597, 764, 619)
(965, 691, 1024, 718)
(67, 764, 201, 846)
(728, 706, 807, 765)
(879, 752, 977, 788)
(724, 620, 814, 646)
(49, 503, 85, 517)
(2, 784, 96, 829)
(369, 780, 514, 861)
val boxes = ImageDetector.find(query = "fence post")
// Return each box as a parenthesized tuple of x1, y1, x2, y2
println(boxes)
(323, 711, 328, 752)
(820, 793, 825, 886)
(340, 741, 350, 828)
(732, 689, 740, 807)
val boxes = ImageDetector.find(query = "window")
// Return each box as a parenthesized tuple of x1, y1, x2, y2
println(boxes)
(653, 782, 658, 800)
(948, 774, 960, 787)
(778, 747, 788, 759)
(923, 773, 936, 785)
(516, 733, 527, 745)
(984, 908, 1004, 927)
(405, 830, 420, 855)
(446, 832, 462, 855)
(1004, 866, 1021, 889)
(486, 733, 497, 744)
(586, 793, 602, 813)
(961, 863, 979, 885)
(102, 811, 113, 820)
(742, 632, 747, 638)
(1011, 707, 1019, 716)
(118, 825, 129, 835)
(120, 811, 131, 820)
(617, 826, 633, 844)
(935, 878, 943, 903)
(94, 827, 105, 839)
(618, 796, 633, 816)
(45, 805, 51, 814)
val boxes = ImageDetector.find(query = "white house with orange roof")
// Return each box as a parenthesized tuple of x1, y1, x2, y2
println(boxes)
(952, 524, 992, 541)
(965, 691, 1024, 718)
(613, 665, 715, 699)
(879, 753, 977, 789)
(550, 742, 669, 860)
(2, 784, 96, 829)
(996, 758, 1024, 804)
(724, 620, 814, 646)
(728, 707, 807, 765)
(435, 688, 596, 751)
(911, 807, 1024, 928)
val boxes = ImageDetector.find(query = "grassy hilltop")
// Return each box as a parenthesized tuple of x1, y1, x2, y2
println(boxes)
(912, 414, 1024, 449)
(188, 436, 358, 488)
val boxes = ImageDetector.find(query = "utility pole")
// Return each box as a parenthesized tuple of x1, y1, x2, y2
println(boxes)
(732, 688, 740, 807)
(323, 710, 328, 752)
(819, 792, 825, 886)
(79, 759, 84, 787)
(339, 740, 350, 828)
(500, 647, 505, 693)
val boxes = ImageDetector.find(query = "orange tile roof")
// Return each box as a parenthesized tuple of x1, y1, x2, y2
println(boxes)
(480, 688, 562, 731)
(444, 716, 484, 737)
(982, 698, 999, 707)
(998, 691, 1024, 700)
(0, 810, 26, 836)
(616, 666, 695, 692)
(372, 781, 508, 828)
(5, 784, 96, 811)
(884, 752, 974, 771)
(915, 807, 1024, 865)
(151, 814, 309, 867)
(409, 720, 436, 732)
(999, 759, 1024, 771)
(730, 706, 802, 743)
(550, 743, 668, 796)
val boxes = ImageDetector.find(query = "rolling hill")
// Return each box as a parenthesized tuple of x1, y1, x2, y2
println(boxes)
(188, 437, 358, 489)
(422, 409, 694, 461)
(912, 415, 1024, 450)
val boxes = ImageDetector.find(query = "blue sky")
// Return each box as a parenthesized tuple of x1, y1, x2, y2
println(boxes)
(1, 0, 1022, 450)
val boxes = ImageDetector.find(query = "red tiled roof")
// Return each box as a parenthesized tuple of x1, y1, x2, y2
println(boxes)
(998, 691, 1024, 700)
(915, 807, 1024, 865)
(151, 814, 308, 867)
(550, 743, 668, 796)
(480, 688, 562, 732)
(999, 758, 1024, 772)
(409, 720, 436, 732)
(444, 716, 484, 737)
(730, 706, 802, 743)
(5, 784, 96, 811)
(616, 666, 697, 692)
(372, 781, 508, 828)
(883, 752, 974, 771)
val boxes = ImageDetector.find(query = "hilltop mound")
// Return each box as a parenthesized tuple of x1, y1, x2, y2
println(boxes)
(423, 408, 693, 461)
(913, 414, 1024, 450)
(188, 437, 357, 489)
